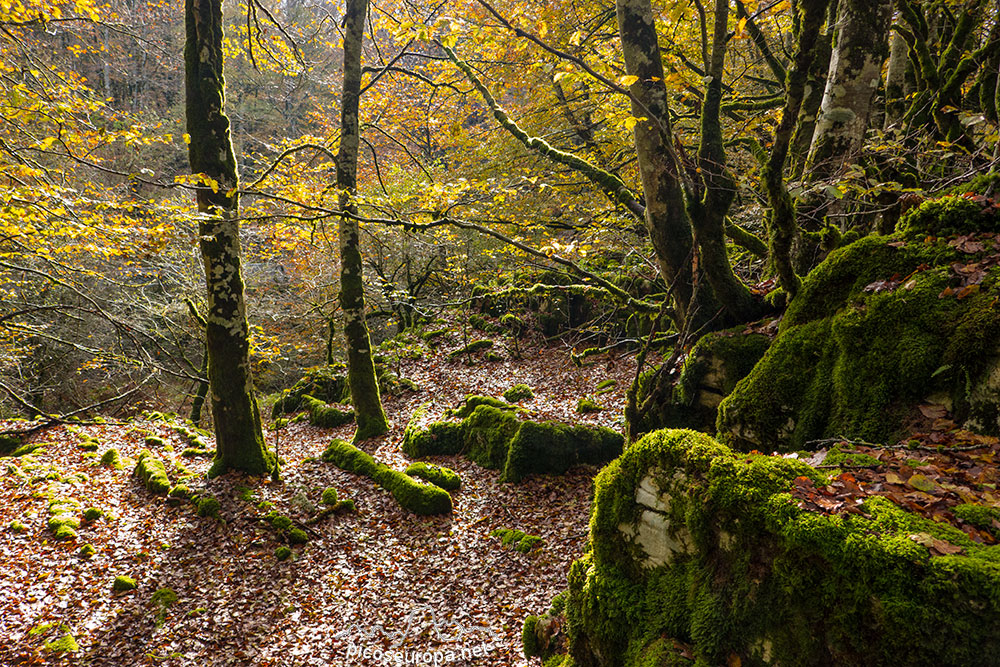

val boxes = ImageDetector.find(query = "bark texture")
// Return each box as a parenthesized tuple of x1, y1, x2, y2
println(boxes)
(185, 0, 271, 475)
(338, 0, 389, 442)
(805, 0, 892, 179)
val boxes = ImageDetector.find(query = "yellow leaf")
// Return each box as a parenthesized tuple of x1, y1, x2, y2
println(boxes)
(182, 133, 191, 144)
(537, 21, 547, 38)
(569, 31, 583, 46)
(619, 74, 639, 87)
(736, 17, 747, 37)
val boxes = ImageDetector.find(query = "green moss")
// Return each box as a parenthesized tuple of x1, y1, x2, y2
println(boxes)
(629, 326, 772, 439)
(268, 512, 294, 531)
(401, 406, 464, 458)
(718, 232, 1000, 451)
(321, 487, 339, 505)
(144, 436, 166, 447)
(896, 194, 1000, 237)
(9, 520, 27, 533)
(447, 394, 514, 420)
(595, 379, 617, 395)
(52, 524, 77, 540)
(503, 420, 623, 483)
(465, 405, 523, 470)
(323, 439, 452, 515)
(820, 445, 882, 468)
(301, 395, 355, 428)
(0, 433, 23, 455)
(100, 448, 123, 469)
(43, 634, 79, 654)
(134, 449, 170, 494)
(954, 504, 1000, 535)
(287, 528, 308, 545)
(503, 383, 535, 402)
(168, 484, 191, 500)
(523, 615, 541, 658)
(112, 575, 137, 593)
(275, 546, 292, 560)
(195, 496, 220, 518)
(448, 339, 494, 360)
(556, 429, 1000, 666)
(271, 363, 350, 417)
(151, 588, 178, 627)
(576, 397, 604, 414)
(78, 440, 99, 451)
(83, 507, 104, 522)
(491, 527, 543, 553)
(182, 448, 212, 458)
(79, 543, 95, 558)
(405, 462, 462, 490)
(9, 442, 41, 457)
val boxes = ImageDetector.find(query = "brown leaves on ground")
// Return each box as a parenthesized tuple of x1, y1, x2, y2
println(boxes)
(0, 341, 637, 666)
(788, 416, 1000, 550)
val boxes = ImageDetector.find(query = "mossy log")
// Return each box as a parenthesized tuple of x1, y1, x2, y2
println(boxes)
(322, 439, 452, 515)
(535, 429, 1000, 666)
(301, 395, 355, 428)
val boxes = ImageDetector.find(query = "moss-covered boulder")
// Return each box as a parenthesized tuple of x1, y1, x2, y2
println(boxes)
(134, 449, 170, 494)
(403, 396, 623, 482)
(405, 462, 462, 490)
(271, 363, 350, 417)
(717, 228, 1000, 452)
(628, 326, 772, 441)
(537, 429, 1000, 667)
(301, 395, 355, 428)
(322, 439, 452, 515)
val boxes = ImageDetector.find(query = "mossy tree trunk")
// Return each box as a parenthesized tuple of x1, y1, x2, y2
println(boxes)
(617, 0, 762, 329)
(805, 0, 893, 180)
(337, 0, 388, 442)
(185, 0, 272, 475)
(763, 0, 832, 300)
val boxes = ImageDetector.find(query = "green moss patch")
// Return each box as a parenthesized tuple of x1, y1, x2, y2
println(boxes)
(275, 546, 292, 561)
(503, 383, 534, 402)
(404, 397, 623, 483)
(491, 527, 543, 553)
(100, 447, 123, 470)
(112, 575, 137, 593)
(271, 363, 351, 417)
(405, 462, 462, 491)
(151, 587, 178, 627)
(79, 543, 95, 558)
(43, 633, 79, 654)
(718, 230, 1000, 452)
(576, 397, 603, 414)
(322, 439, 452, 515)
(448, 339, 494, 360)
(550, 428, 1000, 667)
(194, 496, 221, 518)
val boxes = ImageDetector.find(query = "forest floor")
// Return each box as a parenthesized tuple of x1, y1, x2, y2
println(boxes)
(0, 337, 638, 666)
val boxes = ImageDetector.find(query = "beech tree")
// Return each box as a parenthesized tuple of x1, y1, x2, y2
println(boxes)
(337, 0, 390, 441)
(185, 0, 273, 475)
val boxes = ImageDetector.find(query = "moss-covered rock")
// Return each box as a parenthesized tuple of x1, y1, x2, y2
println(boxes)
(321, 487, 339, 506)
(628, 326, 772, 441)
(546, 428, 1000, 667)
(576, 396, 603, 414)
(405, 462, 462, 491)
(271, 363, 350, 417)
(896, 194, 1000, 238)
(0, 433, 23, 455)
(287, 527, 308, 545)
(323, 439, 452, 515)
(134, 449, 170, 494)
(83, 507, 104, 522)
(79, 543, 96, 558)
(100, 447, 123, 470)
(491, 527, 543, 553)
(275, 546, 292, 560)
(404, 397, 623, 483)
(300, 394, 355, 428)
(112, 575, 137, 593)
(503, 383, 535, 402)
(194, 495, 221, 518)
(718, 231, 1000, 452)
(448, 339, 494, 360)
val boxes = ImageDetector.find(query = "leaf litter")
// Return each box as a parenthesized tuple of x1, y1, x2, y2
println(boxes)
(0, 339, 638, 666)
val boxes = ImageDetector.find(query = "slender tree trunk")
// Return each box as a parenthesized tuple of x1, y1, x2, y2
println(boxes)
(185, 0, 272, 476)
(764, 0, 832, 300)
(693, 0, 759, 322)
(338, 0, 388, 442)
(790, 0, 837, 177)
(805, 0, 893, 179)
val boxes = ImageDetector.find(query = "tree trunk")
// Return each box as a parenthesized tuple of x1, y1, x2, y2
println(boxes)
(884, 22, 910, 129)
(790, 0, 837, 178)
(338, 0, 389, 442)
(185, 0, 272, 476)
(616, 0, 699, 329)
(805, 0, 893, 179)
